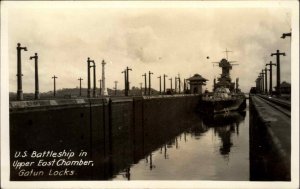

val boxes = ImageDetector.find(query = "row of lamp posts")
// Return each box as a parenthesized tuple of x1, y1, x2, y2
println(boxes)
(255, 32, 290, 96)
(16, 42, 188, 100)
(16, 43, 56, 100)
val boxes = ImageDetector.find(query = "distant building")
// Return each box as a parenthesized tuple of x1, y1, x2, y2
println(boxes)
(187, 74, 208, 94)
(280, 81, 291, 94)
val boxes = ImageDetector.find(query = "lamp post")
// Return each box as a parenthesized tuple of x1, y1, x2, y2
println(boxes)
(169, 77, 173, 92)
(126, 67, 132, 96)
(78, 77, 83, 96)
(16, 43, 27, 100)
(178, 76, 181, 94)
(157, 76, 161, 94)
(163, 74, 168, 94)
(260, 71, 265, 94)
(29, 53, 39, 100)
(271, 50, 286, 96)
(266, 61, 276, 95)
(148, 71, 153, 95)
(52, 75, 58, 97)
(101, 60, 107, 96)
(281, 32, 291, 39)
(183, 79, 186, 93)
(90, 60, 96, 97)
(98, 79, 102, 96)
(122, 70, 127, 96)
(255, 77, 260, 92)
(142, 73, 147, 95)
(175, 77, 178, 93)
(114, 81, 118, 96)
(139, 82, 143, 95)
(87, 57, 93, 98)
(264, 67, 269, 94)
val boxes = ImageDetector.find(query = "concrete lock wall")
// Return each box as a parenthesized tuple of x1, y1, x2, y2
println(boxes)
(249, 97, 290, 181)
(9, 95, 201, 180)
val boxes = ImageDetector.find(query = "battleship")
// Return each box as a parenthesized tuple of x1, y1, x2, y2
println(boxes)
(201, 52, 246, 114)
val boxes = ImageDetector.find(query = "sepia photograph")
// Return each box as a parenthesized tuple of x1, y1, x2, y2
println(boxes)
(1, 1, 299, 188)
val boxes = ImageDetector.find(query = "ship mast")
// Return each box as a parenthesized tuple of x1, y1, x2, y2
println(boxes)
(223, 48, 232, 61)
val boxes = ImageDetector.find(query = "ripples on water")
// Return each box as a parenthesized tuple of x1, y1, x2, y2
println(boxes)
(113, 109, 249, 181)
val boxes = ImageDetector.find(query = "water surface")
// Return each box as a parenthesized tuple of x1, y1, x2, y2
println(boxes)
(113, 107, 249, 180)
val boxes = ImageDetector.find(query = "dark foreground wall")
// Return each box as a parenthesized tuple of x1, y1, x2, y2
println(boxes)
(10, 95, 200, 180)
(249, 96, 290, 181)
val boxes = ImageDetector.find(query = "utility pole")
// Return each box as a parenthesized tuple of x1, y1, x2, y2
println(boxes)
(271, 50, 286, 96)
(78, 77, 83, 96)
(148, 71, 153, 95)
(163, 74, 168, 94)
(29, 53, 40, 100)
(114, 81, 118, 96)
(157, 76, 161, 94)
(16, 43, 27, 100)
(52, 75, 58, 97)
(142, 73, 147, 95)
(126, 67, 132, 96)
(266, 61, 276, 95)
(122, 70, 127, 96)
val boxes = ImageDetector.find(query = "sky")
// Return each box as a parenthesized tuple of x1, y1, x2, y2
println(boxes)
(3, 2, 293, 93)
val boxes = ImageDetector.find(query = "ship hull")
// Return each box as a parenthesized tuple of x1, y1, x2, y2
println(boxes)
(200, 97, 246, 114)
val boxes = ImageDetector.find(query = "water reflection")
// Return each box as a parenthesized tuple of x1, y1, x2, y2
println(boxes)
(203, 112, 246, 157)
(113, 111, 248, 180)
